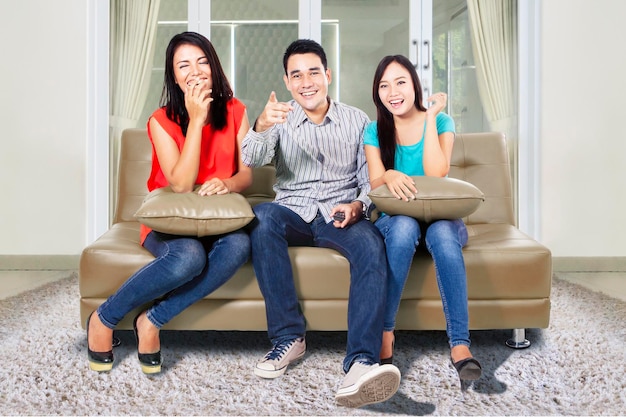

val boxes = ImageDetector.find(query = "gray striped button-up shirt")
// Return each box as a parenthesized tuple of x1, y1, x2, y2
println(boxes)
(241, 98, 372, 223)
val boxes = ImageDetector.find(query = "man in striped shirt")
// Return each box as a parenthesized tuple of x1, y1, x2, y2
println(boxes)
(242, 39, 400, 408)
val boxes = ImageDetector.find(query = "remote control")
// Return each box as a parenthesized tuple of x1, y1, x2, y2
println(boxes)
(333, 212, 346, 222)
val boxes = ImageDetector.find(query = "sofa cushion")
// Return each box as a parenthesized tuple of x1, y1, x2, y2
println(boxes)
(134, 187, 255, 237)
(368, 176, 484, 222)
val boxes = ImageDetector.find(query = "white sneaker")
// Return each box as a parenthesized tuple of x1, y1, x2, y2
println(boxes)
(254, 337, 306, 379)
(335, 362, 401, 408)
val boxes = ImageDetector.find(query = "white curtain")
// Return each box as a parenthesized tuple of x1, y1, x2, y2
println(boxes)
(109, 0, 160, 217)
(467, 0, 518, 220)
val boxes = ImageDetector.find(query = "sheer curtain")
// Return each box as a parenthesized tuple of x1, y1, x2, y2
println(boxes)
(467, 0, 518, 219)
(109, 0, 160, 217)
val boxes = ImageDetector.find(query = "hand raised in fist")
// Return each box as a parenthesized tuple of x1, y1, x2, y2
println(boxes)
(426, 92, 447, 117)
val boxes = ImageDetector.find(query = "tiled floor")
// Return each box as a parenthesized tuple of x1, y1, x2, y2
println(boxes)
(1, 270, 625, 302)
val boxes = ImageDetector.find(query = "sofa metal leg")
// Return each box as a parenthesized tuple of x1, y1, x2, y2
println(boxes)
(505, 328, 531, 349)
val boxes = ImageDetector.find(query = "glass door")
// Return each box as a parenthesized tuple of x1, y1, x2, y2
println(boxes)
(140, 0, 299, 125)
(140, 0, 433, 123)
(320, 0, 431, 119)
(209, 0, 299, 122)
(432, 3, 487, 133)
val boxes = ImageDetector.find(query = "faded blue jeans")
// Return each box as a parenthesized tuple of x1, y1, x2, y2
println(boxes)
(97, 229, 250, 330)
(374, 214, 471, 348)
(248, 203, 388, 373)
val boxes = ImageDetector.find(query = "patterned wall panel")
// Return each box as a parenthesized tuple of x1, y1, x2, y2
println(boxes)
(231, 24, 298, 120)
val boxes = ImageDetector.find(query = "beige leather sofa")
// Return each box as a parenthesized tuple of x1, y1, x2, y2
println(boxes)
(79, 129, 551, 347)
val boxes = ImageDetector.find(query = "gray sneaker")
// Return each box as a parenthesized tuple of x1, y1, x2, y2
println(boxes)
(254, 337, 306, 379)
(335, 362, 401, 408)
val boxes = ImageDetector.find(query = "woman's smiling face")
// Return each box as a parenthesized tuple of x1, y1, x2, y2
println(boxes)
(173, 43, 213, 92)
(378, 61, 415, 116)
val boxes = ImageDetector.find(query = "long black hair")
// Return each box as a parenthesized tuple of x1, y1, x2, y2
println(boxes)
(372, 55, 427, 170)
(160, 32, 233, 134)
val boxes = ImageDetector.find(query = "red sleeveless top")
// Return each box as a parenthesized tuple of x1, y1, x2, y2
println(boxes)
(141, 98, 246, 244)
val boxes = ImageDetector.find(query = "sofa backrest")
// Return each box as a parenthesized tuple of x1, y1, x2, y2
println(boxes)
(113, 128, 276, 224)
(113, 129, 514, 227)
(114, 129, 152, 224)
(449, 132, 514, 226)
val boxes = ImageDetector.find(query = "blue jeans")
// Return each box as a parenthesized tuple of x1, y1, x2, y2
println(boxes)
(97, 229, 250, 329)
(248, 203, 387, 373)
(374, 215, 470, 348)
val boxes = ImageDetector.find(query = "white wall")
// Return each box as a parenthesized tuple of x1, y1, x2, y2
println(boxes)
(0, 0, 87, 256)
(0, 0, 625, 261)
(540, 0, 626, 257)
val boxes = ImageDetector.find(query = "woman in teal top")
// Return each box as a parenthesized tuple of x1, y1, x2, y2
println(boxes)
(364, 54, 481, 381)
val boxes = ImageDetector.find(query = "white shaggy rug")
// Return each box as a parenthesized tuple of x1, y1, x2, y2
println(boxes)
(0, 273, 625, 416)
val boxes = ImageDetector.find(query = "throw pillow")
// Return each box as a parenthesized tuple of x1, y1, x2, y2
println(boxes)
(368, 176, 484, 222)
(135, 187, 255, 237)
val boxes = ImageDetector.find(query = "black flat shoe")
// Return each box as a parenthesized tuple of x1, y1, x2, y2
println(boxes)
(380, 342, 394, 365)
(380, 356, 393, 365)
(380, 332, 395, 365)
(451, 357, 482, 381)
(133, 312, 162, 374)
(86, 312, 114, 372)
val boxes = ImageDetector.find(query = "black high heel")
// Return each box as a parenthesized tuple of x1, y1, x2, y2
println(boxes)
(86, 312, 114, 372)
(451, 357, 482, 381)
(380, 331, 395, 365)
(133, 312, 162, 374)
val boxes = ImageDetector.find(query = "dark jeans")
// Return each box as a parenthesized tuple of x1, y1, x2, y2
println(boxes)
(98, 229, 250, 329)
(248, 202, 388, 373)
(375, 215, 470, 348)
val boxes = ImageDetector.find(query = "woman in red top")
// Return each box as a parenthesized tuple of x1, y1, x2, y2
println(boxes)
(87, 32, 252, 374)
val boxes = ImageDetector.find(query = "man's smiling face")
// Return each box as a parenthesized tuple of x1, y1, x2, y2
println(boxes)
(283, 52, 332, 118)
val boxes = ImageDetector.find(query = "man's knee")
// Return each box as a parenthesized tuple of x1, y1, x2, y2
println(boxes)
(353, 220, 386, 253)
(252, 202, 273, 218)
(248, 203, 271, 237)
